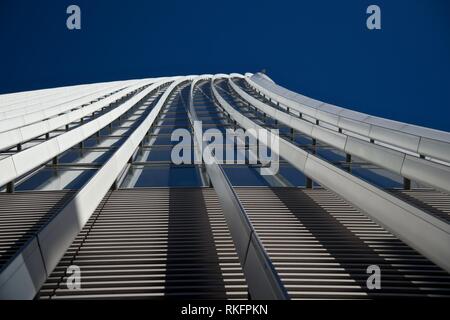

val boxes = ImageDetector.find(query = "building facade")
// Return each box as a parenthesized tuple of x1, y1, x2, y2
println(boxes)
(0, 73, 449, 299)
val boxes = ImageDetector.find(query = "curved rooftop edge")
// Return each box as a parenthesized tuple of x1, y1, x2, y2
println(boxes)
(246, 72, 450, 163)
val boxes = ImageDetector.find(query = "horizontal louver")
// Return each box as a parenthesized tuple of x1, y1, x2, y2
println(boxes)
(38, 188, 247, 299)
(0, 190, 75, 269)
(235, 187, 450, 299)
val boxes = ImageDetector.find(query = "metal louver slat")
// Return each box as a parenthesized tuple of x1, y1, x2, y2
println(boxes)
(0, 190, 75, 269)
(235, 187, 450, 299)
(390, 189, 450, 223)
(38, 188, 247, 299)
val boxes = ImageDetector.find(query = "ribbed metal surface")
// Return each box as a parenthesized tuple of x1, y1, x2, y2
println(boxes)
(38, 188, 247, 299)
(390, 189, 450, 223)
(0, 190, 75, 269)
(235, 187, 450, 299)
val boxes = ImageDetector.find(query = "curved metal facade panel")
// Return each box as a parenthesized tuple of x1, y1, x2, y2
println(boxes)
(212, 75, 450, 274)
(230, 77, 450, 193)
(248, 73, 450, 163)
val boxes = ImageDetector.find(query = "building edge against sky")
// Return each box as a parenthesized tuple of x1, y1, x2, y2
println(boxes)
(0, 72, 449, 299)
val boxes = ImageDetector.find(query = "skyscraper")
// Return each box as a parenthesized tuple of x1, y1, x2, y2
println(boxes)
(1, 73, 449, 299)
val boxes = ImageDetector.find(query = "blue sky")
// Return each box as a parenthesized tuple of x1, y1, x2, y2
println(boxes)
(0, 0, 449, 130)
